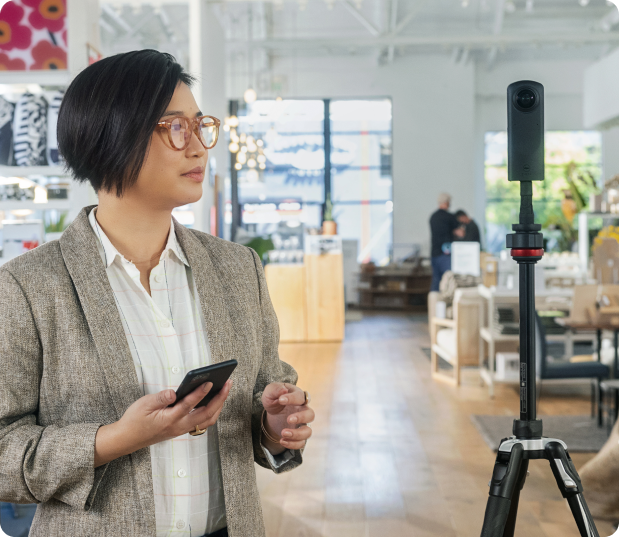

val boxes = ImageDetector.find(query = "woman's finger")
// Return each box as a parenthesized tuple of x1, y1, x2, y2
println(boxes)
(171, 382, 212, 415)
(286, 408, 315, 426)
(280, 425, 312, 444)
(277, 385, 306, 406)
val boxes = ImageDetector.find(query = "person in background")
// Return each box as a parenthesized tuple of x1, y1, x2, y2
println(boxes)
(429, 193, 465, 292)
(455, 209, 481, 246)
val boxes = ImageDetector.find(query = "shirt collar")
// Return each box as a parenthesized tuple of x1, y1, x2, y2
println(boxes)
(88, 207, 190, 268)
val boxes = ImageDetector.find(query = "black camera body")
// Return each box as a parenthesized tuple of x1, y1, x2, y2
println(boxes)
(507, 80, 544, 182)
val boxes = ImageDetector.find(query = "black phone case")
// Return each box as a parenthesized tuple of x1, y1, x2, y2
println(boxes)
(172, 359, 238, 408)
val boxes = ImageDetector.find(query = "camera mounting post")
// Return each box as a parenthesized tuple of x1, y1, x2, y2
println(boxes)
(479, 81, 599, 537)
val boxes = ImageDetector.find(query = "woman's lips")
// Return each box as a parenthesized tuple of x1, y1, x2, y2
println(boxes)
(182, 167, 204, 182)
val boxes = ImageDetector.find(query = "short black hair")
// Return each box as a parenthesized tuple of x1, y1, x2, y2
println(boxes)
(58, 50, 195, 197)
(455, 210, 468, 218)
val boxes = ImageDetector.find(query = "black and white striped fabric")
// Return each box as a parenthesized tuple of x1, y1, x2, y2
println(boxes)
(47, 90, 64, 165)
(13, 93, 48, 167)
(0, 96, 14, 165)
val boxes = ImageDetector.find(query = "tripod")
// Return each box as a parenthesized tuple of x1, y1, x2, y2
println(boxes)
(479, 180, 599, 537)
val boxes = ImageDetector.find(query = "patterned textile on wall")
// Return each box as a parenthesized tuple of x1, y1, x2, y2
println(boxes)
(46, 89, 63, 165)
(0, 0, 67, 71)
(0, 96, 15, 165)
(13, 92, 47, 166)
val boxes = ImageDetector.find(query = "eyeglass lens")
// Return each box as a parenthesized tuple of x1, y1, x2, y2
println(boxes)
(169, 117, 217, 150)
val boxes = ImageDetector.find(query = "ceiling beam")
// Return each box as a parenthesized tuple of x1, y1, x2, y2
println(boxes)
(101, 4, 134, 33)
(386, 0, 398, 63)
(390, 0, 428, 37)
(493, 0, 505, 36)
(228, 32, 619, 51)
(340, 0, 381, 37)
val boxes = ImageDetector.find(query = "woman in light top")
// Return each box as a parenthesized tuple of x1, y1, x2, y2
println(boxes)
(0, 49, 314, 537)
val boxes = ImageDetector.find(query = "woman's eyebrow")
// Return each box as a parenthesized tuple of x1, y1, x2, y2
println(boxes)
(161, 110, 203, 118)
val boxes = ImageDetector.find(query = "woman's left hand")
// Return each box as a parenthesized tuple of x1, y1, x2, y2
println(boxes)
(262, 382, 314, 451)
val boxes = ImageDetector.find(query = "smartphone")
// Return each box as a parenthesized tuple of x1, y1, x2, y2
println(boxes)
(172, 359, 238, 408)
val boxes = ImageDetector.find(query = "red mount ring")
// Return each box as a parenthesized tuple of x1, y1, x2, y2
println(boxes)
(511, 248, 544, 258)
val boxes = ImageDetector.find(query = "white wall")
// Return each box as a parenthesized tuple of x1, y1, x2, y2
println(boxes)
(245, 54, 476, 255)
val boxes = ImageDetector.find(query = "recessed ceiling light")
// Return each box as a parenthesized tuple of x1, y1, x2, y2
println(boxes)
(505, 1, 516, 13)
(579, 0, 590, 6)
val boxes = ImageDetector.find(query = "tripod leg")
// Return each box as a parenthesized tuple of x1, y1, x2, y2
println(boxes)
(546, 442, 600, 537)
(480, 443, 526, 537)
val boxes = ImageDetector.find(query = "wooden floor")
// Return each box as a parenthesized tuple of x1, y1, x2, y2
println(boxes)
(256, 312, 617, 537)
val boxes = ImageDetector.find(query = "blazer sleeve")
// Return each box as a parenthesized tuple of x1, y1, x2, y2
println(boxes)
(0, 269, 106, 509)
(248, 248, 303, 473)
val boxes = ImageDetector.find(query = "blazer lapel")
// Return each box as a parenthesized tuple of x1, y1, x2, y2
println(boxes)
(173, 220, 238, 367)
(60, 206, 142, 413)
(59, 206, 156, 532)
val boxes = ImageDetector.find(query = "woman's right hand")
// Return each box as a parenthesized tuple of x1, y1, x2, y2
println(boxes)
(94, 380, 232, 467)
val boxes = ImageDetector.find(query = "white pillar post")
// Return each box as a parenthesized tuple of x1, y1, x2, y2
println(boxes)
(189, 0, 227, 234)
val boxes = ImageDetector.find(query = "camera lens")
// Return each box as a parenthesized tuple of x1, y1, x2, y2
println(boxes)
(516, 89, 536, 110)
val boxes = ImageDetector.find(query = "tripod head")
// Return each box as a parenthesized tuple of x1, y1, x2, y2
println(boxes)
(505, 81, 545, 439)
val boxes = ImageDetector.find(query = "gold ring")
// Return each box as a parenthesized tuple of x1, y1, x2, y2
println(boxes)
(303, 391, 311, 406)
(189, 425, 207, 436)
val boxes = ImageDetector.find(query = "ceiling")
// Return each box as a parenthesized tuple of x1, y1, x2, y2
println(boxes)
(99, 0, 619, 66)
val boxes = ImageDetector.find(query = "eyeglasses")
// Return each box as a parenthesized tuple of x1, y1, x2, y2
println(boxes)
(157, 115, 220, 151)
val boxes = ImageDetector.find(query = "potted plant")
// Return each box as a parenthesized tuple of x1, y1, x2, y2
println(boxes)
(44, 211, 68, 242)
(322, 192, 337, 235)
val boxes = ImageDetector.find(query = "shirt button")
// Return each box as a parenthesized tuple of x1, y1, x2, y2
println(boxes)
(154, 274, 162, 283)
(172, 366, 180, 374)
(161, 320, 170, 328)
(177, 469, 187, 478)
(176, 519, 186, 529)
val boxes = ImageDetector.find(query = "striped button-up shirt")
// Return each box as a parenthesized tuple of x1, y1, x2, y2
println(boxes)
(88, 208, 290, 536)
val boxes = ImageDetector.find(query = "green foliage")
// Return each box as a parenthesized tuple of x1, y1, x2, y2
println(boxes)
(44, 211, 68, 233)
(323, 192, 334, 222)
(485, 131, 602, 252)
(244, 236, 275, 261)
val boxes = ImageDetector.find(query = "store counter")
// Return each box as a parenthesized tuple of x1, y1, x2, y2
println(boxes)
(265, 252, 345, 343)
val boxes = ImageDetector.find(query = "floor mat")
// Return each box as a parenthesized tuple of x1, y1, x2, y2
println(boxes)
(471, 414, 609, 453)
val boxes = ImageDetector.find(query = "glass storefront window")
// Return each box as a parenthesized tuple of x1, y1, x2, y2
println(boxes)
(485, 130, 602, 253)
(330, 99, 393, 264)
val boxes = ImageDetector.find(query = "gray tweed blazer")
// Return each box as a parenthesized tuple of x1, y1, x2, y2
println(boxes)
(0, 206, 302, 536)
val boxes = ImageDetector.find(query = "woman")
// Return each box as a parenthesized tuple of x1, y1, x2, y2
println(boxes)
(0, 50, 314, 537)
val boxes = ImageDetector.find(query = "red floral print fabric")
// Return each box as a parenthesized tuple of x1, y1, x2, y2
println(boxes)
(22, 0, 66, 33)
(0, 52, 25, 70)
(0, 3, 32, 50)
(0, 0, 68, 70)
(31, 39, 65, 69)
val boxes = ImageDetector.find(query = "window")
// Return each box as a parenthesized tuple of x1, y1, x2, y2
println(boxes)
(485, 131, 602, 253)
(330, 99, 393, 264)
(230, 98, 393, 264)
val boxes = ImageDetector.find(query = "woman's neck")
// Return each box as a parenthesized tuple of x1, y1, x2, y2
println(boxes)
(94, 192, 172, 271)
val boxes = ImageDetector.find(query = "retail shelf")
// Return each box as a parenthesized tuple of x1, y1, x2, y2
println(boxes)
(0, 166, 67, 177)
(480, 327, 519, 343)
(0, 71, 70, 86)
(357, 287, 431, 294)
(0, 200, 70, 211)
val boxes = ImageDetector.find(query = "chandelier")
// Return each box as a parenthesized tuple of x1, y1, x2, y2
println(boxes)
(224, 115, 267, 182)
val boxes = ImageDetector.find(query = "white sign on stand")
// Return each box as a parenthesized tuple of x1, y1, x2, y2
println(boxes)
(451, 241, 481, 277)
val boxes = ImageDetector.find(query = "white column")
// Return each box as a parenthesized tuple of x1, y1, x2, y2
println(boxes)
(189, 0, 227, 234)
(67, 0, 101, 217)
(67, 0, 101, 77)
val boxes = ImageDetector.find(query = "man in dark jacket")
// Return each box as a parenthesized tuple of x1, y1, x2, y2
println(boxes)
(429, 193, 464, 291)
(455, 209, 481, 245)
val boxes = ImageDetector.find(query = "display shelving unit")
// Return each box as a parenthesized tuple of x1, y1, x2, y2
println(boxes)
(357, 269, 432, 312)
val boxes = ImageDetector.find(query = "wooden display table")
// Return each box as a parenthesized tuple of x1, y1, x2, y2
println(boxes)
(265, 253, 345, 343)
